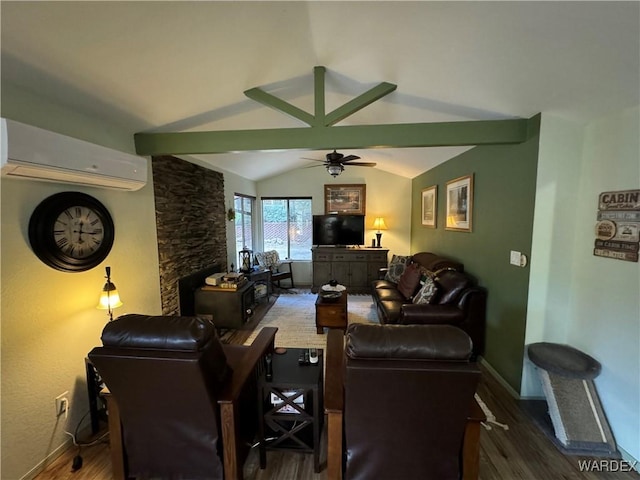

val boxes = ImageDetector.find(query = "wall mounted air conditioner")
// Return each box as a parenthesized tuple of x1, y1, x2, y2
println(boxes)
(0, 118, 147, 191)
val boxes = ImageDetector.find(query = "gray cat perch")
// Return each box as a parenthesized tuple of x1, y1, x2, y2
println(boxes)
(527, 342, 618, 457)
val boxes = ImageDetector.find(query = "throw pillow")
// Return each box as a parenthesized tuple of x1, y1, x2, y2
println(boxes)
(397, 263, 422, 300)
(413, 276, 438, 304)
(384, 254, 411, 283)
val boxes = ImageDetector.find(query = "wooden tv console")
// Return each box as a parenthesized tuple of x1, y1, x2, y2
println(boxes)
(311, 247, 388, 294)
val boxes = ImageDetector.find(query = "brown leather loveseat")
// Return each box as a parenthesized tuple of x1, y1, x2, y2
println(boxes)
(371, 252, 486, 357)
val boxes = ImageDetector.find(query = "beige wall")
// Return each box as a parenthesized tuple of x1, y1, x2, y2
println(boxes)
(0, 83, 166, 479)
(256, 166, 412, 284)
(1, 175, 163, 479)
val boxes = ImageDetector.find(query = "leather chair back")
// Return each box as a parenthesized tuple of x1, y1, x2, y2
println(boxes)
(343, 324, 480, 480)
(89, 314, 231, 479)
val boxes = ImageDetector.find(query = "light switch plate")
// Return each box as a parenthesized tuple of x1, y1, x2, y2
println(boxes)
(510, 250, 528, 267)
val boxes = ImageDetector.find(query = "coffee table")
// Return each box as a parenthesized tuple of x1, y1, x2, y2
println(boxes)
(315, 290, 348, 334)
(257, 347, 324, 473)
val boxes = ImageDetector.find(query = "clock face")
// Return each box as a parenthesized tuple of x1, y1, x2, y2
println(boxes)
(53, 205, 106, 259)
(29, 192, 115, 272)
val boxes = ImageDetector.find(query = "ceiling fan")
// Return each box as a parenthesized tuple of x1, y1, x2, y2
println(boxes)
(303, 150, 377, 177)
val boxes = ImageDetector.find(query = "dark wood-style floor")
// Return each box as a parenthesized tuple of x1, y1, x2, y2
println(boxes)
(34, 294, 638, 479)
(34, 360, 638, 480)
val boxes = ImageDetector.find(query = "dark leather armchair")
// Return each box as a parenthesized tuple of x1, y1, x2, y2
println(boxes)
(88, 314, 277, 480)
(325, 324, 484, 480)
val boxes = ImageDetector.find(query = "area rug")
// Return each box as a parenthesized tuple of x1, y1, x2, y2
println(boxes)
(243, 293, 378, 350)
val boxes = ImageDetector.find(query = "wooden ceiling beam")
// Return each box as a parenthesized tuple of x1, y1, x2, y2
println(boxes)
(314, 66, 326, 127)
(134, 117, 535, 156)
(243, 66, 397, 128)
(243, 87, 316, 126)
(324, 81, 397, 126)
(135, 67, 537, 156)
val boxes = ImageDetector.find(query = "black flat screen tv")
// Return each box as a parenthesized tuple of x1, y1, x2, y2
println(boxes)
(312, 214, 365, 246)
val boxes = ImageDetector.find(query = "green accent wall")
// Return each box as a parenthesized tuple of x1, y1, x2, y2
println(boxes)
(411, 116, 541, 392)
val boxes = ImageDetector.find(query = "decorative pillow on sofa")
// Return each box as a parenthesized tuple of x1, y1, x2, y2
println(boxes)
(396, 263, 422, 300)
(413, 275, 438, 304)
(384, 254, 411, 283)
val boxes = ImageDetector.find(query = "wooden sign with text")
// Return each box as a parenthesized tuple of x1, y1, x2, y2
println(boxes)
(594, 189, 639, 263)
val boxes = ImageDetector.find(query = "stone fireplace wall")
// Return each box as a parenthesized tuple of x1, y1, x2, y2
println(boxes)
(152, 156, 227, 314)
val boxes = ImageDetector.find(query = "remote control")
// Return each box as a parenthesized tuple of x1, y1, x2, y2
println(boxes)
(265, 353, 273, 381)
(298, 351, 306, 365)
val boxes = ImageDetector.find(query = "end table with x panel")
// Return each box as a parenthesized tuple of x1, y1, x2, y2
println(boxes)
(257, 347, 324, 473)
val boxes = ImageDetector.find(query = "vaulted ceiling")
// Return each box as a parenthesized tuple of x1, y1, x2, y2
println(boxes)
(2, 1, 638, 180)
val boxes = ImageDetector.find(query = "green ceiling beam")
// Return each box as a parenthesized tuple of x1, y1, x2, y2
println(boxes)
(314, 66, 326, 126)
(243, 66, 396, 128)
(325, 82, 397, 126)
(136, 68, 537, 157)
(134, 117, 534, 156)
(243, 87, 316, 126)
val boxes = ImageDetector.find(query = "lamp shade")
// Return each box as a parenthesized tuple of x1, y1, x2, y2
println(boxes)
(373, 217, 387, 231)
(97, 266, 123, 322)
(97, 282, 123, 310)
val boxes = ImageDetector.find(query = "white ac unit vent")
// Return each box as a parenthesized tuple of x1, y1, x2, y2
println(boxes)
(1, 118, 147, 191)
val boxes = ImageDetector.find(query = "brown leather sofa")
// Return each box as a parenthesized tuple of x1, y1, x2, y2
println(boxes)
(371, 252, 487, 357)
(88, 314, 277, 480)
(325, 324, 485, 480)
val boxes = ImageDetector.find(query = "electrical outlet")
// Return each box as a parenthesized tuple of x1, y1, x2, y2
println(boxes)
(55, 391, 69, 417)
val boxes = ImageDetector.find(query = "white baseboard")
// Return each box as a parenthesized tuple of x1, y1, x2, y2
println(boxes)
(19, 423, 94, 480)
(20, 438, 72, 480)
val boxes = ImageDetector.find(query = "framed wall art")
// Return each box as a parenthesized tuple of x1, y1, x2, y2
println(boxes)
(421, 185, 437, 227)
(324, 184, 366, 215)
(446, 175, 473, 232)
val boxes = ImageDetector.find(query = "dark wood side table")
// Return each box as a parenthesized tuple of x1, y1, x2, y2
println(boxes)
(85, 358, 108, 435)
(257, 348, 324, 473)
(315, 291, 348, 334)
(194, 280, 255, 329)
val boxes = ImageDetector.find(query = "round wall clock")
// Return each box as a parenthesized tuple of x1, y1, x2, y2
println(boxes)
(28, 192, 115, 272)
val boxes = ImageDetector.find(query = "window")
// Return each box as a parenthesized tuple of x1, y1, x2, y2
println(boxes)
(234, 194, 254, 254)
(262, 197, 312, 260)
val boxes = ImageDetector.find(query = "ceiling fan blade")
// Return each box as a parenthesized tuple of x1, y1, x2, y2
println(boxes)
(301, 157, 326, 163)
(346, 162, 377, 167)
(341, 155, 361, 163)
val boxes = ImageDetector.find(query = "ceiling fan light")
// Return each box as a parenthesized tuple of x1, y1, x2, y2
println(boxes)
(327, 164, 344, 177)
